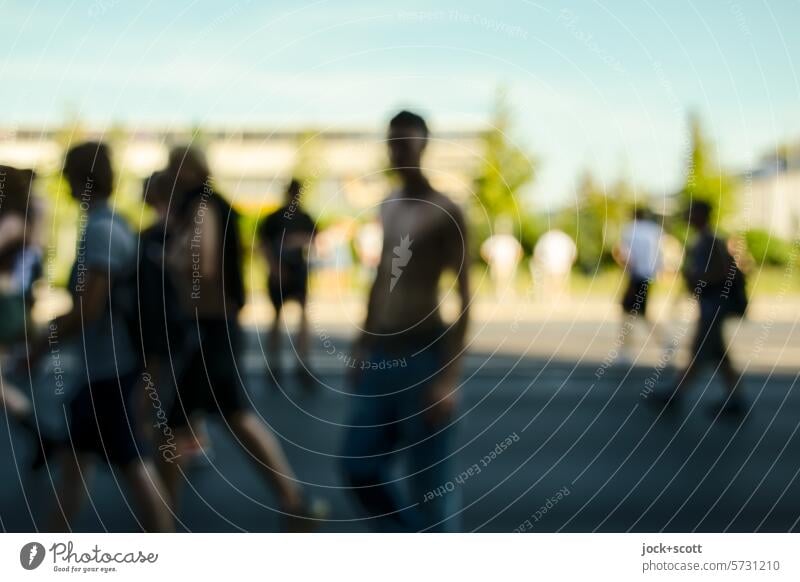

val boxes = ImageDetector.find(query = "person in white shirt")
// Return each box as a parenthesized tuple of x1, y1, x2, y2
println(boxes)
(613, 208, 665, 364)
(481, 217, 522, 298)
(530, 229, 576, 303)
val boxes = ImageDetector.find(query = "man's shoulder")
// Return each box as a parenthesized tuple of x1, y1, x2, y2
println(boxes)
(428, 190, 463, 218)
(384, 188, 463, 224)
(88, 207, 133, 236)
(84, 209, 136, 268)
(294, 208, 315, 228)
(692, 230, 721, 256)
(259, 208, 284, 229)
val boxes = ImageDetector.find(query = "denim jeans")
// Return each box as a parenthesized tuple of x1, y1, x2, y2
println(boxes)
(340, 343, 460, 532)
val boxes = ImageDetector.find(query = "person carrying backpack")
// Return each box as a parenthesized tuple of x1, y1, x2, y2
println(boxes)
(655, 200, 748, 416)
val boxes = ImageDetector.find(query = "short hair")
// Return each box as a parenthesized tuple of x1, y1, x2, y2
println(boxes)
(689, 199, 712, 222)
(143, 171, 172, 208)
(389, 110, 429, 138)
(0, 165, 36, 216)
(633, 207, 647, 220)
(167, 145, 211, 183)
(63, 142, 114, 197)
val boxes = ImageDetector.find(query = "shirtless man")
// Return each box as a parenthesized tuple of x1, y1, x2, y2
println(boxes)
(341, 111, 470, 532)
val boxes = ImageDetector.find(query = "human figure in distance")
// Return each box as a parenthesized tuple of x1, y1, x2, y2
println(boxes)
(341, 111, 471, 532)
(655, 200, 746, 415)
(257, 179, 316, 391)
(612, 207, 667, 365)
(530, 228, 576, 303)
(25, 143, 174, 532)
(481, 216, 522, 299)
(161, 147, 326, 529)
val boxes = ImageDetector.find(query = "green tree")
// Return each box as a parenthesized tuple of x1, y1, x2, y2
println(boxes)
(563, 171, 635, 272)
(679, 113, 737, 229)
(471, 87, 536, 256)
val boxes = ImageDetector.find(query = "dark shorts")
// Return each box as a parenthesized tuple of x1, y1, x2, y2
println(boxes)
(622, 277, 651, 316)
(167, 319, 247, 428)
(268, 272, 308, 309)
(691, 299, 730, 364)
(69, 372, 144, 467)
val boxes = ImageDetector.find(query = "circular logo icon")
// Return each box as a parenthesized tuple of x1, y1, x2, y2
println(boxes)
(20, 542, 46, 570)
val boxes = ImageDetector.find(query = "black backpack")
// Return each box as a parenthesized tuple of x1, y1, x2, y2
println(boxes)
(717, 239, 749, 317)
(725, 262, 749, 316)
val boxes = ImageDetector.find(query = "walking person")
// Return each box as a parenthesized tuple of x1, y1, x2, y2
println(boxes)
(530, 229, 576, 304)
(26, 143, 174, 532)
(481, 216, 522, 299)
(137, 171, 212, 465)
(257, 178, 316, 390)
(0, 165, 56, 466)
(341, 111, 471, 532)
(160, 147, 326, 529)
(612, 208, 667, 364)
(655, 200, 747, 415)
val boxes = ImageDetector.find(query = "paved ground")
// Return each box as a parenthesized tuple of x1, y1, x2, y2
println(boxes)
(1, 315, 799, 532)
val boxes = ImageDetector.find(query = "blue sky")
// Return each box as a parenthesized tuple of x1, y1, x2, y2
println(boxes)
(2, 0, 799, 208)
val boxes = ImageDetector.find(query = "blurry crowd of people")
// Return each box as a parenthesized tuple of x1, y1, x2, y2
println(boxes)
(0, 110, 749, 532)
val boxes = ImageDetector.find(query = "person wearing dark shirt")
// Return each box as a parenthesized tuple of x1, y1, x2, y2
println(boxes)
(161, 149, 326, 530)
(138, 171, 183, 367)
(258, 179, 316, 388)
(656, 200, 746, 415)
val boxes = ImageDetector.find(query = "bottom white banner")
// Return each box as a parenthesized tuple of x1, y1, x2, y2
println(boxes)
(0, 534, 796, 581)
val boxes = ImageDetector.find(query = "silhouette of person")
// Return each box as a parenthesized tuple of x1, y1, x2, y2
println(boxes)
(136, 172, 213, 466)
(613, 208, 668, 364)
(656, 200, 746, 415)
(531, 229, 576, 303)
(481, 216, 522, 298)
(160, 146, 326, 529)
(25, 143, 173, 532)
(341, 111, 471, 532)
(137, 171, 177, 371)
(0, 165, 53, 465)
(257, 179, 316, 389)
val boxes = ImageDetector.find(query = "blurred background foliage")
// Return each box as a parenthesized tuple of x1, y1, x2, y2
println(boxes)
(32, 94, 799, 297)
